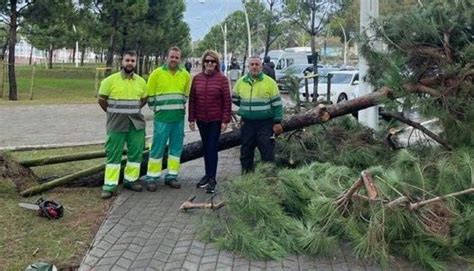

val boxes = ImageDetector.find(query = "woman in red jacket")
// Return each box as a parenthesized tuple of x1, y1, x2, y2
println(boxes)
(188, 50, 231, 193)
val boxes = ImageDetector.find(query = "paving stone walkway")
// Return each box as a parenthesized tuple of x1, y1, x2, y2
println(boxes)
(79, 147, 454, 271)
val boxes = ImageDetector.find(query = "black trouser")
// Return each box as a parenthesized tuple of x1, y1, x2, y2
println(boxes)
(240, 118, 275, 172)
(197, 120, 222, 179)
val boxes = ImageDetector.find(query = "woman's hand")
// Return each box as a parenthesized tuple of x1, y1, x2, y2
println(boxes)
(221, 122, 228, 132)
(189, 121, 196, 131)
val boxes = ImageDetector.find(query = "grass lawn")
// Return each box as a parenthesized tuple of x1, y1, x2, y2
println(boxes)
(0, 146, 112, 270)
(0, 64, 118, 105)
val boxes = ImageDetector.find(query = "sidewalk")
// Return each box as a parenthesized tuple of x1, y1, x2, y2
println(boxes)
(79, 148, 438, 271)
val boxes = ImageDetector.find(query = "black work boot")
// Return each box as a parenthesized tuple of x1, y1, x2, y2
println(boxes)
(146, 182, 158, 192)
(206, 178, 217, 194)
(196, 176, 209, 188)
(101, 190, 114, 199)
(123, 182, 143, 192)
(165, 179, 181, 189)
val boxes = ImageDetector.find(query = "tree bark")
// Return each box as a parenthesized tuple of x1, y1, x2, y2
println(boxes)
(28, 45, 33, 65)
(19, 150, 112, 167)
(80, 46, 86, 66)
(72, 45, 76, 64)
(1, 39, 8, 61)
(48, 45, 53, 69)
(8, 0, 18, 100)
(179, 196, 225, 211)
(263, 0, 276, 59)
(105, 9, 118, 77)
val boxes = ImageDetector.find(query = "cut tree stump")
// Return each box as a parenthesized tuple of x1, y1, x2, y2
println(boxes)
(0, 151, 38, 191)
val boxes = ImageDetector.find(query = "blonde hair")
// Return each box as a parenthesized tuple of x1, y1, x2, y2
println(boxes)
(201, 50, 221, 72)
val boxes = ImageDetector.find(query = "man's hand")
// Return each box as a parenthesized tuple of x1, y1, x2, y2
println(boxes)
(98, 96, 108, 112)
(221, 122, 228, 132)
(189, 121, 196, 131)
(273, 123, 283, 135)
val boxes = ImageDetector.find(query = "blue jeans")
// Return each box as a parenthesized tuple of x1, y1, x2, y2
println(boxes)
(197, 121, 221, 178)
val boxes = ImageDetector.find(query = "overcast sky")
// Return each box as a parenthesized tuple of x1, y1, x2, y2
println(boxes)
(184, 0, 243, 41)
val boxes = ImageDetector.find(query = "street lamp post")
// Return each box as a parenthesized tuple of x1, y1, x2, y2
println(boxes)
(243, 1, 251, 57)
(199, 0, 229, 73)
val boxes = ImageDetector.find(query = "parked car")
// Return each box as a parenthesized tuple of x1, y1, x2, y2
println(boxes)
(299, 70, 359, 104)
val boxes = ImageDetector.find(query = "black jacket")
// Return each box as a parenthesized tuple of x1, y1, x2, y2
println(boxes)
(262, 63, 276, 80)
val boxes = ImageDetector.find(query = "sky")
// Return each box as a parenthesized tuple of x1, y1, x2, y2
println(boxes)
(184, 0, 243, 41)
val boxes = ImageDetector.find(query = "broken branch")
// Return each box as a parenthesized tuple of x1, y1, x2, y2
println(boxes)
(179, 196, 225, 211)
(379, 112, 453, 151)
(409, 187, 474, 211)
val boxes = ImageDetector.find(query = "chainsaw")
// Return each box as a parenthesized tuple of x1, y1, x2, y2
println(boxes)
(19, 198, 64, 220)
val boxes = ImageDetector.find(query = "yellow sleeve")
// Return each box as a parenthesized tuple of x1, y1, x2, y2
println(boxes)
(98, 76, 112, 96)
(184, 72, 191, 97)
(147, 70, 158, 97)
(140, 78, 147, 99)
(271, 78, 279, 97)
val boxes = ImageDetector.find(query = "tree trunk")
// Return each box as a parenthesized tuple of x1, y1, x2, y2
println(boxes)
(263, 0, 276, 59)
(72, 45, 76, 64)
(309, 1, 319, 104)
(80, 46, 86, 66)
(8, 0, 18, 100)
(48, 45, 53, 69)
(105, 9, 119, 77)
(28, 45, 33, 65)
(1, 39, 8, 61)
(105, 31, 115, 77)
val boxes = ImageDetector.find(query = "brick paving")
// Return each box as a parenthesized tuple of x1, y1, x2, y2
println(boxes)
(79, 147, 440, 271)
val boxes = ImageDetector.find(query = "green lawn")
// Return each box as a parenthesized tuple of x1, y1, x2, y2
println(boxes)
(0, 64, 118, 105)
(0, 146, 112, 270)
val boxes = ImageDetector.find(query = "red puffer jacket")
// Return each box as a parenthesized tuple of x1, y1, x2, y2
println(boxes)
(188, 71, 231, 123)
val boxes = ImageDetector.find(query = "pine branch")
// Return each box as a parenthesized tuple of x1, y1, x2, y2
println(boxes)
(361, 170, 378, 200)
(379, 112, 453, 151)
(336, 177, 363, 213)
(386, 196, 409, 209)
(409, 188, 474, 211)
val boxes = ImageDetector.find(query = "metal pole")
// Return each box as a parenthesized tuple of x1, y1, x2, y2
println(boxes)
(224, 23, 227, 74)
(327, 73, 332, 103)
(358, 0, 379, 129)
(338, 22, 347, 65)
(243, 1, 251, 57)
(75, 41, 79, 67)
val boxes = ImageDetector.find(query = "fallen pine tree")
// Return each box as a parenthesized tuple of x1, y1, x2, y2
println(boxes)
(191, 0, 474, 269)
(18, 87, 398, 196)
(193, 117, 474, 270)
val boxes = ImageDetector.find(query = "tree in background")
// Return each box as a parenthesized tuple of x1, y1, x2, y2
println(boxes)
(0, 0, 34, 100)
(326, 0, 418, 64)
(23, 0, 76, 69)
(283, 0, 349, 101)
(261, 0, 283, 58)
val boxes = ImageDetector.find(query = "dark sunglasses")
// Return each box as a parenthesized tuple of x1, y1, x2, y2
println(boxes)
(204, 59, 217, 64)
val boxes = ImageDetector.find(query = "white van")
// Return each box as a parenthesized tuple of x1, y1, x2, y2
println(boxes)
(275, 47, 318, 71)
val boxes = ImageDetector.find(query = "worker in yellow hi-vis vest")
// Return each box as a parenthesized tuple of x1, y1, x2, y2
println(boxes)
(98, 51, 147, 199)
(141, 46, 191, 191)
